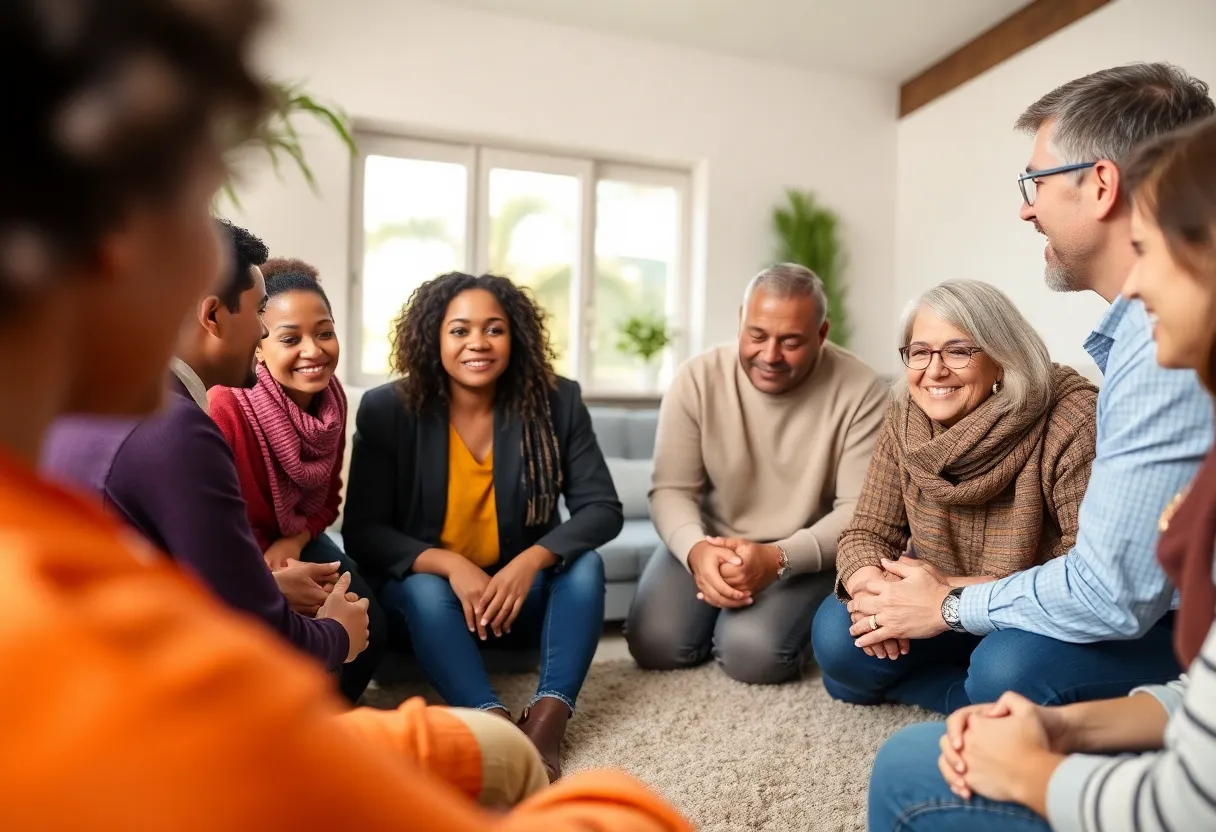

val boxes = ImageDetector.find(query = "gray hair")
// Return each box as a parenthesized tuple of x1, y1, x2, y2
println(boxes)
(1015, 63, 1214, 178)
(894, 279, 1053, 419)
(743, 263, 828, 327)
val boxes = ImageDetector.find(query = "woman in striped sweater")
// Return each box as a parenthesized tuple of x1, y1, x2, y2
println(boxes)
(210, 258, 387, 702)
(867, 114, 1216, 832)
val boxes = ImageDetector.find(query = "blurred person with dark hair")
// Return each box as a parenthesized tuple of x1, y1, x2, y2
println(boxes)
(1, 0, 689, 828)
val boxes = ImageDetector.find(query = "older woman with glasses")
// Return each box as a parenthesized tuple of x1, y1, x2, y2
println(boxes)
(810, 279, 1099, 714)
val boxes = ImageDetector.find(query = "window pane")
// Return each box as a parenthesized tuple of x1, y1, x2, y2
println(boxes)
(361, 155, 467, 376)
(592, 180, 679, 392)
(487, 168, 579, 376)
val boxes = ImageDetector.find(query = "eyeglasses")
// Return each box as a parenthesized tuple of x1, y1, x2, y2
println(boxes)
(899, 345, 984, 371)
(1017, 162, 1096, 206)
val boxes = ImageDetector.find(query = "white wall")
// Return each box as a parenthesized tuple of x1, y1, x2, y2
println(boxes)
(229, 0, 897, 379)
(896, 0, 1216, 380)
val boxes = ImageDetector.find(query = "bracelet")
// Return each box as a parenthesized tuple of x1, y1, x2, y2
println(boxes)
(775, 544, 790, 578)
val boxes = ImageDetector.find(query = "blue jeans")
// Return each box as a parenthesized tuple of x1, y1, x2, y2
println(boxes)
(380, 551, 605, 712)
(812, 596, 1181, 714)
(869, 722, 1052, 831)
(300, 533, 388, 704)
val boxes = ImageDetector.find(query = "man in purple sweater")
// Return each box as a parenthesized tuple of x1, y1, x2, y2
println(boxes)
(42, 220, 373, 691)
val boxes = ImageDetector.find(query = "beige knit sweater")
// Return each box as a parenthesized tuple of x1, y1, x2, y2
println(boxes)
(649, 342, 888, 574)
(835, 364, 1099, 597)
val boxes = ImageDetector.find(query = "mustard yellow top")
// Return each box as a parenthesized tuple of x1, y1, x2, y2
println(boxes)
(439, 424, 500, 568)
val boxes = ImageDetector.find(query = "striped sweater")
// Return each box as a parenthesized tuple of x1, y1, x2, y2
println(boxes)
(1046, 558, 1216, 831)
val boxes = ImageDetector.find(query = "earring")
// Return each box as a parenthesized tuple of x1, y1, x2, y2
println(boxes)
(992, 380, 1002, 395)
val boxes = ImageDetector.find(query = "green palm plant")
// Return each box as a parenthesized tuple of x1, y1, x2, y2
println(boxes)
(616, 313, 673, 364)
(772, 188, 850, 346)
(221, 80, 356, 206)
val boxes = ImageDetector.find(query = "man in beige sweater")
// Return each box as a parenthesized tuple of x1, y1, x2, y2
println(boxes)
(625, 264, 887, 684)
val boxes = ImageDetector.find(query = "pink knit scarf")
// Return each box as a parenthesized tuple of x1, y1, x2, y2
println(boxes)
(234, 363, 347, 538)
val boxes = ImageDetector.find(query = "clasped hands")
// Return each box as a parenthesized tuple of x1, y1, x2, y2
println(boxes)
(687, 536, 783, 608)
(265, 533, 348, 617)
(445, 546, 557, 640)
(843, 556, 955, 660)
(936, 691, 1066, 812)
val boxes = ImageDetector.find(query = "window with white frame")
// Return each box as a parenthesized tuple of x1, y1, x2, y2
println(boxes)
(350, 134, 691, 394)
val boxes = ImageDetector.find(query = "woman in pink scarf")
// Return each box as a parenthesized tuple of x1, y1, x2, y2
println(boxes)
(210, 258, 387, 702)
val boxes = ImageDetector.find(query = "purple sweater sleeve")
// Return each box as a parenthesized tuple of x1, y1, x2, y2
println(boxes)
(106, 403, 349, 670)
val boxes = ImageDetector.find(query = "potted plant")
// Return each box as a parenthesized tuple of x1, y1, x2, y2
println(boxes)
(220, 80, 356, 206)
(616, 313, 673, 392)
(772, 188, 850, 346)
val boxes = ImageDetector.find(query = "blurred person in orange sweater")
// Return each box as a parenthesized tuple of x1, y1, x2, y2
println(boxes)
(0, 0, 690, 829)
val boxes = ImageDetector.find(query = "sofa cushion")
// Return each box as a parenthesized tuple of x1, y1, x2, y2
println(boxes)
(599, 519, 662, 582)
(588, 407, 658, 459)
(605, 456, 652, 519)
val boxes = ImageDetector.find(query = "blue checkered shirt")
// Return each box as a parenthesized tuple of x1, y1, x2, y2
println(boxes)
(959, 296, 1213, 641)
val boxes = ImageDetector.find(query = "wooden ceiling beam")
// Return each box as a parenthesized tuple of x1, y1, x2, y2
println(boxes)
(899, 0, 1114, 118)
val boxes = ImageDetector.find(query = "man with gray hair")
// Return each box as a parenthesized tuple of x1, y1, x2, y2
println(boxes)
(625, 263, 887, 684)
(853, 63, 1214, 723)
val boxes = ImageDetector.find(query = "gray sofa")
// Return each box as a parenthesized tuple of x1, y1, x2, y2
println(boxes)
(585, 406, 662, 621)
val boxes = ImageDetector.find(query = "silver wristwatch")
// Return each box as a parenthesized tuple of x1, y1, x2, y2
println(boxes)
(941, 587, 966, 633)
(775, 544, 790, 580)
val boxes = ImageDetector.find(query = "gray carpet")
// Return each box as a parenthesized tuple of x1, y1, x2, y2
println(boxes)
(363, 660, 940, 831)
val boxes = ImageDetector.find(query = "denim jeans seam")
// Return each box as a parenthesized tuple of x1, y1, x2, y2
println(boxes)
(530, 690, 576, 712)
(476, 701, 508, 712)
(537, 573, 558, 696)
(893, 797, 1046, 831)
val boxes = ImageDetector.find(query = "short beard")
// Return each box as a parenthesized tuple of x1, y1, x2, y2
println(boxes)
(239, 363, 259, 389)
(1043, 240, 1090, 293)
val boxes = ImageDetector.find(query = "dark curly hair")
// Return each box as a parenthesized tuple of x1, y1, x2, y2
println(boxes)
(391, 272, 562, 526)
(216, 217, 268, 312)
(262, 256, 331, 313)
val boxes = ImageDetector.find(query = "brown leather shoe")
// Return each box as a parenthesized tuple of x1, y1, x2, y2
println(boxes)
(516, 696, 569, 783)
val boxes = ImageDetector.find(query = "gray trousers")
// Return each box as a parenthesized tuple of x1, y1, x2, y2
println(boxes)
(624, 544, 834, 685)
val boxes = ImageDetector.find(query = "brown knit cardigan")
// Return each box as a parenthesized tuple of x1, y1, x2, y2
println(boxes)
(835, 365, 1099, 598)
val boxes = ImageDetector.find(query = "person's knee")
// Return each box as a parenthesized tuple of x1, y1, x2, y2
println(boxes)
(809, 596, 889, 700)
(810, 596, 859, 678)
(446, 707, 548, 808)
(624, 601, 709, 671)
(714, 620, 804, 685)
(868, 723, 949, 829)
(383, 574, 452, 620)
(965, 631, 1050, 705)
(562, 551, 605, 595)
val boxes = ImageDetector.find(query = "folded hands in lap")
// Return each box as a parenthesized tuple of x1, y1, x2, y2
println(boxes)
(846, 566, 908, 660)
(444, 547, 558, 640)
(937, 692, 1066, 814)
(687, 537, 782, 609)
(273, 558, 341, 616)
(846, 556, 957, 650)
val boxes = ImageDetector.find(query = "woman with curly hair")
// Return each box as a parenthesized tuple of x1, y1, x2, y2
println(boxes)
(343, 271, 622, 781)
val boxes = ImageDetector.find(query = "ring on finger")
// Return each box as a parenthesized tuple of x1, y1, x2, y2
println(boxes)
(869, 614, 879, 631)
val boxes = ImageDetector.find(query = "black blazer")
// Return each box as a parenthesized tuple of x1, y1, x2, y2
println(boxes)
(342, 376, 623, 581)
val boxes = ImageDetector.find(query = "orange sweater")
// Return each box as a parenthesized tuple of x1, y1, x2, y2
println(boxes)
(3, 450, 689, 831)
